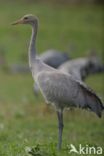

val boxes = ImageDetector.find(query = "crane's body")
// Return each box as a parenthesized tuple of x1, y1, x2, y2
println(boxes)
(39, 49, 69, 68)
(59, 58, 89, 81)
(59, 53, 104, 81)
(34, 49, 69, 94)
(34, 53, 104, 94)
(12, 15, 104, 149)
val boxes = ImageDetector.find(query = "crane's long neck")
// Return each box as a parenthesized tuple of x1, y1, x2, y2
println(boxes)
(28, 23, 37, 68)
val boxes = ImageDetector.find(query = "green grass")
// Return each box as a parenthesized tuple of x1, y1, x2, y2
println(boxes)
(0, 1, 104, 156)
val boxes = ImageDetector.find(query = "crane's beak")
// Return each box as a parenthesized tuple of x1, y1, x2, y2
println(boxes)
(11, 19, 24, 25)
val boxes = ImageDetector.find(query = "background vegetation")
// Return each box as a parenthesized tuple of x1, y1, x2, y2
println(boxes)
(0, 0, 104, 156)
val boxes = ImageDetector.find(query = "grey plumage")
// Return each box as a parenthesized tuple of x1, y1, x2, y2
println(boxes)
(58, 58, 89, 81)
(12, 14, 104, 150)
(58, 52, 104, 81)
(33, 49, 69, 94)
(87, 50, 104, 74)
(34, 51, 104, 94)
(37, 71, 103, 117)
(34, 49, 69, 94)
(39, 49, 69, 68)
(10, 50, 69, 74)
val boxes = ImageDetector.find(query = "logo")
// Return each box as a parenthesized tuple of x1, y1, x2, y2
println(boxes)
(68, 144, 103, 155)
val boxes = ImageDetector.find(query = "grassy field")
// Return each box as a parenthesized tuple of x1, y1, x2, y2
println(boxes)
(0, 1, 104, 156)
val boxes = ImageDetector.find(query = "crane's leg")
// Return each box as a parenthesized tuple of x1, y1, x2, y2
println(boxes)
(57, 110, 64, 150)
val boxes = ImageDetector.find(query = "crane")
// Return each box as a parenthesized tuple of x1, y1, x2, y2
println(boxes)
(58, 57, 90, 81)
(39, 49, 69, 68)
(12, 14, 104, 150)
(86, 49, 104, 74)
(58, 51, 104, 81)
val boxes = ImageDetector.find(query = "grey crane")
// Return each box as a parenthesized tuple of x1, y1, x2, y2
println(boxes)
(39, 49, 69, 68)
(12, 14, 104, 150)
(58, 57, 89, 81)
(58, 51, 104, 81)
(86, 50, 104, 74)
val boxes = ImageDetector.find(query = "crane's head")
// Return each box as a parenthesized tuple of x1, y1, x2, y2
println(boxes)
(12, 14, 38, 26)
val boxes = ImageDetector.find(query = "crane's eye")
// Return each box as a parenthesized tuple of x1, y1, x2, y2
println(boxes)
(24, 17, 28, 20)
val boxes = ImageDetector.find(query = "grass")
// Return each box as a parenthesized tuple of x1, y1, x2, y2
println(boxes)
(0, 1, 104, 156)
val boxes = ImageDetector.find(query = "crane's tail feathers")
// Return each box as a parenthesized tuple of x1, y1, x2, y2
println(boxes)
(80, 83, 104, 118)
(87, 95, 103, 118)
(88, 94, 103, 118)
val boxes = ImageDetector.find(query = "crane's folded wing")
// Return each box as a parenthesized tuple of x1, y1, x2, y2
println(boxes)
(37, 71, 103, 117)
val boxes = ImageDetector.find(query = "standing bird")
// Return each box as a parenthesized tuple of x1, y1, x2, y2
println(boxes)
(12, 15, 104, 149)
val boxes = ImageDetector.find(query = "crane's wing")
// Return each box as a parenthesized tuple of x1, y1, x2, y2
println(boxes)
(37, 71, 104, 117)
